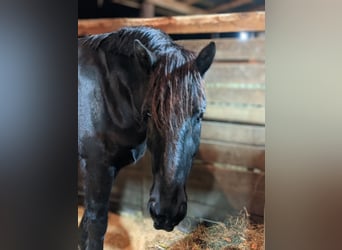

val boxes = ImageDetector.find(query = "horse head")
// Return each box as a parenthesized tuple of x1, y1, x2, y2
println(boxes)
(134, 39, 216, 231)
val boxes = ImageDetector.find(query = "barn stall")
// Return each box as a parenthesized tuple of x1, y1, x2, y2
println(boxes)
(78, 11, 265, 249)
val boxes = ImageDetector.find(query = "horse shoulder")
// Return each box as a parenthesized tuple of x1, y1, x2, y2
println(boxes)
(78, 46, 108, 143)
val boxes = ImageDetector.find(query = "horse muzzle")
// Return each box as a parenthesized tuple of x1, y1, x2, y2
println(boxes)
(153, 219, 176, 232)
(148, 200, 187, 232)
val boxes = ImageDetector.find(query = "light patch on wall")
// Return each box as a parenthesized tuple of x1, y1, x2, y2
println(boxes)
(239, 31, 249, 41)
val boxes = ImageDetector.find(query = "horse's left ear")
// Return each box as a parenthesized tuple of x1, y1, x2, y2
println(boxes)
(196, 42, 216, 76)
(133, 39, 156, 71)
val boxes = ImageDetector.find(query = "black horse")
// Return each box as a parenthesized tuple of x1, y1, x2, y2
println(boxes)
(78, 26, 215, 250)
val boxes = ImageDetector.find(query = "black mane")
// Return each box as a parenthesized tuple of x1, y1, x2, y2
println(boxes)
(79, 26, 183, 56)
(79, 26, 205, 141)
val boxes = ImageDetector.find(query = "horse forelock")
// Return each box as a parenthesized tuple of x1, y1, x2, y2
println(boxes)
(145, 49, 205, 143)
(112, 27, 206, 140)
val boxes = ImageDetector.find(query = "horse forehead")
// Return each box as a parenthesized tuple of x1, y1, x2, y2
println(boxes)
(162, 120, 192, 174)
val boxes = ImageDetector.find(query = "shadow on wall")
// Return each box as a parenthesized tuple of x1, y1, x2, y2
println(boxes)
(78, 151, 265, 224)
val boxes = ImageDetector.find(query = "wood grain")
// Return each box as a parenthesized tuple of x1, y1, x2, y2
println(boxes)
(201, 121, 265, 145)
(79, 152, 265, 219)
(78, 11, 265, 36)
(204, 103, 265, 124)
(205, 87, 265, 105)
(188, 163, 264, 217)
(176, 37, 265, 61)
(147, 0, 207, 15)
(205, 62, 265, 85)
(209, 0, 253, 13)
(197, 139, 265, 170)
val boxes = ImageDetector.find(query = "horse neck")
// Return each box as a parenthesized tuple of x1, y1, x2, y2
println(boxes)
(102, 53, 148, 130)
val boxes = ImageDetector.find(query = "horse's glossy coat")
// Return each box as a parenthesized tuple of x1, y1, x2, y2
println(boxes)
(78, 27, 215, 250)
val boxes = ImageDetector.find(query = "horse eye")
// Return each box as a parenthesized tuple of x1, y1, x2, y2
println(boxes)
(197, 112, 204, 122)
(143, 110, 151, 121)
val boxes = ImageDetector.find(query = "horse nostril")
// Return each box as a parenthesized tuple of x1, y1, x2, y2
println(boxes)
(149, 200, 159, 217)
(149, 204, 154, 215)
(180, 202, 187, 213)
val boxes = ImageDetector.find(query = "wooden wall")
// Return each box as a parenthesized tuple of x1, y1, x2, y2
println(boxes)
(78, 12, 265, 222)
(178, 36, 265, 220)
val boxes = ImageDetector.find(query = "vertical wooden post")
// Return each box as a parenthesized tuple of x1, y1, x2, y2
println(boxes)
(140, 1, 155, 17)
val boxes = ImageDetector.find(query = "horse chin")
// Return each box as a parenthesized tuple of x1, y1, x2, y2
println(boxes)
(153, 221, 175, 232)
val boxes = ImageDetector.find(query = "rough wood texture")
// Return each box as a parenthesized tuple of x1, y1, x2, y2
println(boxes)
(201, 121, 265, 146)
(78, 153, 265, 218)
(209, 0, 253, 13)
(89, 154, 265, 218)
(205, 86, 265, 105)
(205, 62, 265, 84)
(147, 0, 207, 15)
(197, 140, 265, 171)
(176, 38, 265, 61)
(78, 11, 265, 36)
(99, 158, 264, 219)
(140, 1, 155, 17)
(204, 103, 265, 125)
(188, 162, 265, 217)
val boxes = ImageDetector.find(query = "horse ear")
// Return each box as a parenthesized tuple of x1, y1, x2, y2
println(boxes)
(133, 39, 156, 71)
(196, 42, 216, 76)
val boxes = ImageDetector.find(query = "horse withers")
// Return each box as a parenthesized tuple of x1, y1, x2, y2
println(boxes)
(78, 26, 215, 250)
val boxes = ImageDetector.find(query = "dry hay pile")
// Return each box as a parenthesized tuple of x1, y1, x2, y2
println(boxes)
(78, 206, 264, 250)
(146, 209, 264, 250)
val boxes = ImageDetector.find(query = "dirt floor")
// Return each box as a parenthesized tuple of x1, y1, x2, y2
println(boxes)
(78, 207, 264, 250)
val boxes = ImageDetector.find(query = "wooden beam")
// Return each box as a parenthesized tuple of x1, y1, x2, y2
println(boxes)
(146, 0, 207, 15)
(78, 11, 265, 36)
(140, 0, 155, 17)
(209, 0, 253, 13)
(97, 0, 104, 8)
(249, 4, 266, 11)
(184, 0, 201, 5)
(111, 0, 141, 9)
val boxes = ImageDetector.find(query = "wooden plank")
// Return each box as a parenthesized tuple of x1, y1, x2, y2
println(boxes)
(197, 164, 264, 192)
(176, 38, 265, 61)
(204, 103, 265, 124)
(147, 0, 207, 15)
(112, 0, 140, 9)
(107, 158, 264, 218)
(79, 153, 264, 219)
(101, 163, 145, 209)
(140, 1, 155, 17)
(212, 167, 264, 217)
(78, 11, 265, 36)
(186, 202, 233, 222)
(205, 62, 265, 85)
(197, 139, 265, 170)
(206, 87, 265, 106)
(189, 163, 264, 197)
(209, 0, 253, 13)
(184, 0, 201, 5)
(201, 121, 265, 145)
(188, 163, 264, 217)
(185, 0, 201, 4)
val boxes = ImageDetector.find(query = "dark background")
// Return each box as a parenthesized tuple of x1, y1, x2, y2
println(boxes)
(78, 0, 265, 19)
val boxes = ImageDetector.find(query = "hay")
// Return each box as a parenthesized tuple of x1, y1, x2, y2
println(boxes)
(168, 208, 264, 250)
(79, 206, 264, 250)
